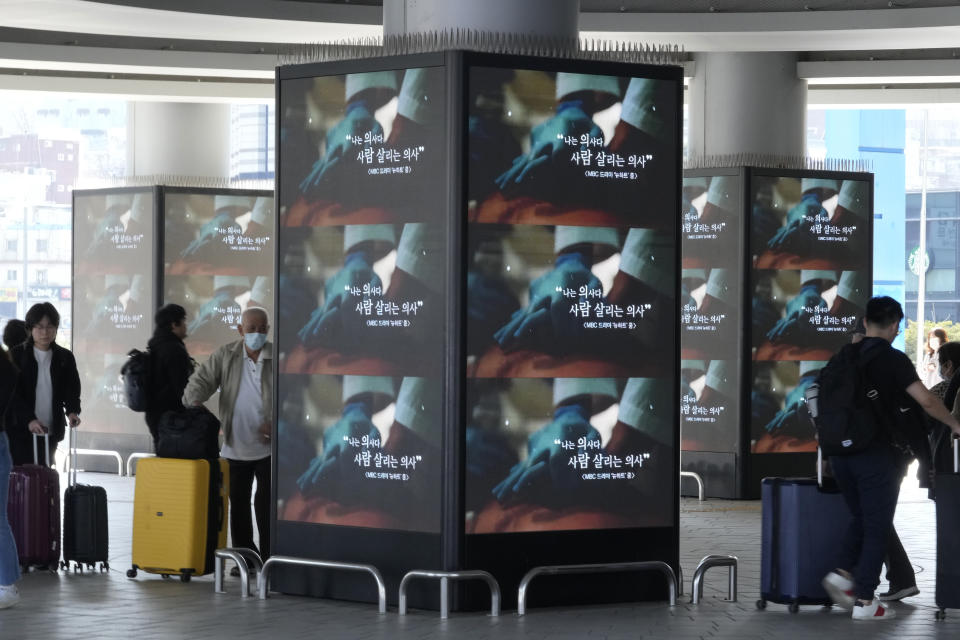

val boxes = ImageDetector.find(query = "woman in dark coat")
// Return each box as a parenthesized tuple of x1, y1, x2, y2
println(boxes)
(6, 303, 81, 466)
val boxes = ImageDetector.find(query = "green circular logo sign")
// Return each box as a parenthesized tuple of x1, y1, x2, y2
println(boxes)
(909, 246, 930, 276)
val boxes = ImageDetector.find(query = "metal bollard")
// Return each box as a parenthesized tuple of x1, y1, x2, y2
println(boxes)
(691, 554, 738, 604)
(398, 570, 500, 619)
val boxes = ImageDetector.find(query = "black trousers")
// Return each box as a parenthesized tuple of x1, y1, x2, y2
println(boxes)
(884, 525, 916, 589)
(227, 456, 271, 559)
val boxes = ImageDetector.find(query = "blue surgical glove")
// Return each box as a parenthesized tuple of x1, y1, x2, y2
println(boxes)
(495, 100, 603, 189)
(298, 250, 382, 346)
(764, 374, 818, 433)
(181, 212, 241, 259)
(766, 284, 827, 342)
(493, 252, 602, 353)
(465, 425, 519, 483)
(767, 192, 829, 251)
(188, 289, 240, 335)
(492, 404, 601, 505)
(296, 402, 380, 495)
(299, 100, 382, 194)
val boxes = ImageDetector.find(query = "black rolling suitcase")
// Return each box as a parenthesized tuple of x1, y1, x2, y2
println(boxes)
(62, 427, 109, 572)
(936, 436, 960, 620)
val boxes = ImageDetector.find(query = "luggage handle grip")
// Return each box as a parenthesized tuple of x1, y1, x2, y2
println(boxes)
(32, 432, 50, 467)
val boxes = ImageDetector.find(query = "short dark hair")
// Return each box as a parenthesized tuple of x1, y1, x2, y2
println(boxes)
(864, 296, 903, 328)
(2, 319, 26, 350)
(155, 303, 187, 330)
(25, 303, 60, 332)
(939, 342, 960, 369)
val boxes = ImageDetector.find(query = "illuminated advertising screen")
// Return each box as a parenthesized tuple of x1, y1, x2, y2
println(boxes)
(276, 66, 446, 534)
(464, 66, 679, 533)
(73, 189, 156, 444)
(162, 191, 274, 358)
(680, 174, 741, 456)
(749, 175, 872, 454)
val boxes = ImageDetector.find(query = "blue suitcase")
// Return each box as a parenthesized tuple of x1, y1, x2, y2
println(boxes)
(757, 475, 852, 613)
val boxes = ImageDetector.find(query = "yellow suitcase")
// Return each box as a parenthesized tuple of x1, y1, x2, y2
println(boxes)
(128, 457, 228, 582)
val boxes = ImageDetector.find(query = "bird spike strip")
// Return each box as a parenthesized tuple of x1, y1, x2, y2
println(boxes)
(278, 30, 683, 67)
(106, 174, 274, 190)
(684, 154, 873, 173)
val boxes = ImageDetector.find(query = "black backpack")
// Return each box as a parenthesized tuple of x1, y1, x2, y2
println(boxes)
(807, 341, 886, 456)
(120, 348, 151, 412)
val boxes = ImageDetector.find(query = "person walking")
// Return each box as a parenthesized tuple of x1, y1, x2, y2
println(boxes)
(183, 307, 272, 571)
(822, 297, 960, 620)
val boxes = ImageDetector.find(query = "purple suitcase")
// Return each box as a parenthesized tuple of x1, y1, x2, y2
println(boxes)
(6, 433, 61, 570)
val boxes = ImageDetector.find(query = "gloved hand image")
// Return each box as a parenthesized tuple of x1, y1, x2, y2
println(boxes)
(299, 99, 383, 195)
(495, 100, 603, 192)
(189, 290, 241, 336)
(766, 191, 829, 253)
(296, 401, 380, 498)
(492, 403, 601, 506)
(493, 251, 602, 354)
(467, 270, 520, 355)
(298, 250, 382, 347)
(180, 211, 242, 259)
(764, 367, 821, 436)
(765, 282, 827, 343)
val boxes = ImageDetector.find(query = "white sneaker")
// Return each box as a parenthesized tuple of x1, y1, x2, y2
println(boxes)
(0, 584, 19, 609)
(822, 571, 855, 610)
(852, 599, 896, 620)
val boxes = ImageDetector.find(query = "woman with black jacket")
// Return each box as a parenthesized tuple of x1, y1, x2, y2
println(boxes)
(6, 303, 81, 467)
(145, 304, 194, 450)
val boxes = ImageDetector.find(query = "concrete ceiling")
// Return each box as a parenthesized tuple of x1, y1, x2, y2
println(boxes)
(2, 0, 960, 101)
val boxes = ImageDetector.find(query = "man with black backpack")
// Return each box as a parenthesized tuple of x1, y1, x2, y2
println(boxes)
(144, 304, 194, 450)
(819, 296, 960, 620)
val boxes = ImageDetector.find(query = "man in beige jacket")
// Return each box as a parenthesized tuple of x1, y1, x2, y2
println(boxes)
(183, 307, 273, 568)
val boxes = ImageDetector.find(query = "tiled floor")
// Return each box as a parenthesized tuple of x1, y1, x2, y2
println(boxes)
(1, 467, 957, 639)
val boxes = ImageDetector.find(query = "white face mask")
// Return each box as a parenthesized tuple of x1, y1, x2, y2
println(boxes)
(244, 332, 267, 351)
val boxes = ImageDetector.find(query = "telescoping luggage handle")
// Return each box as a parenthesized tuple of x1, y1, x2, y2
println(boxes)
(69, 421, 79, 488)
(32, 431, 51, 467)
(954, 435, 959, 475)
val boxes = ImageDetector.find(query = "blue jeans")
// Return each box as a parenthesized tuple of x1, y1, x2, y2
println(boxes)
(830, 445, 904, 601)
(0, 432, 21, 585)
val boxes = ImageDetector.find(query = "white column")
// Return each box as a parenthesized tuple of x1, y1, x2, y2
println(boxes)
(383, 0, 580, 38)
(687, 52, 806, 159)
(130, 102, 232, 178)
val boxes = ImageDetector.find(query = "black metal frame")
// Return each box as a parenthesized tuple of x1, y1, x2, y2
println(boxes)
(272, 50, 684, 612)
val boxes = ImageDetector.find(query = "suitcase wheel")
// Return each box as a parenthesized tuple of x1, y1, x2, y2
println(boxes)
(180, 573, 191, 583)
(100, 562, 109, 572)
(126, 568, 138, 579)
(161, 574, 171, 580)
(756, 599, 767, 610)
(60, 561, 67, 571)
(789, 602, 800, 614)
(936, 609, 947, 621)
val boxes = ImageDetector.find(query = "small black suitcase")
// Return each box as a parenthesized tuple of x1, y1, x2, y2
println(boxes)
(936, 437, 960, 620)
(62, 427, 109, 572)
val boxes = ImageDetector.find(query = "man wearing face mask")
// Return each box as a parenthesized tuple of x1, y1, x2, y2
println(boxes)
(183, 307, 273, 568)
